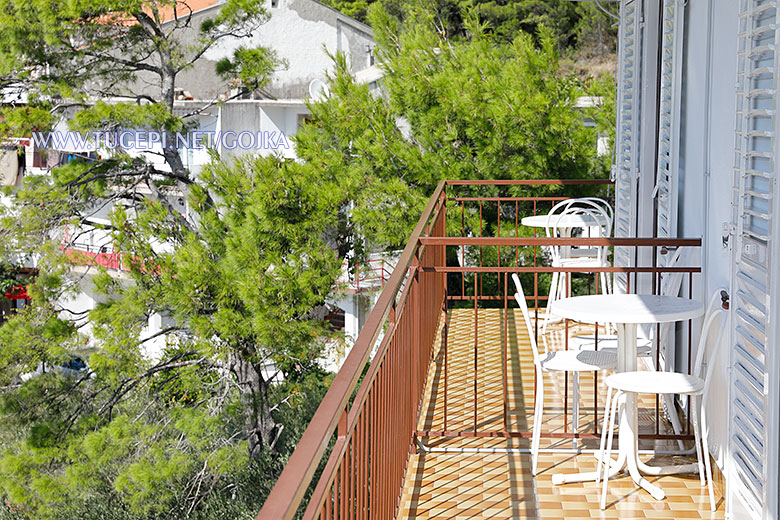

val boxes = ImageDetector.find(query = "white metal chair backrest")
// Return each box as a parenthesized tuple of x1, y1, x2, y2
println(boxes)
(577, 197, 614, 238)
(577, 197, 615, 228)
(511, 273, 541, 364)
(543, 199, 576, 263)
(694, 289, 729, 396)
(546, 199, 612, 265)
(544, 199, 576, 239)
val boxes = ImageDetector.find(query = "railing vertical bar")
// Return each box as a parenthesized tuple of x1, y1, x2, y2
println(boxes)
(356, 410, 362, 520)
(479, 199, 483, 238)
(369, 385, 375, 516)
(443, 252, 449, 432)
(368, 389, 373, 520)
(393, 326, 398, 514)
(384, 353, 391, 519)
(474, 271, 479, 432)
(594, 321, 599, 436)
(340, 452, 346, 520)
(364, 395, 370, 520)
(384, 355, 390, 519)
(349, 429, 362, 520)
(362, 406, 367, 520)
(461, 200, 465, 299)
(364, 404, 370, 520)
(377, 364, 383, 519)
(687, 272, 693, 435)
(515, 200, 519, 266)
(503, 272, 509, 433)
(324, 482, 331, 520)
(564, 313, 569, 435)
(350, 432, 356, 520)
(498, 200, 501, 269)
(656, 270, 661, 436)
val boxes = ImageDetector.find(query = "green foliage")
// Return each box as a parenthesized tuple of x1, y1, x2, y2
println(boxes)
(296, 5, 609, 248)
(216, 46, 282, 92)
(0, 105, 55, 139)
(319, 0, 617, 65)
(0, 263, 23, 294)
(70, 102, 184, 134)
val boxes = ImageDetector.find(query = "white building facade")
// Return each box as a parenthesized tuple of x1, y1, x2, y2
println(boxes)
(611, 1, 780, 518)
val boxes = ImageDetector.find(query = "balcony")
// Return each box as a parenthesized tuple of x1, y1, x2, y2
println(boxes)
(257, 180, 719, 520)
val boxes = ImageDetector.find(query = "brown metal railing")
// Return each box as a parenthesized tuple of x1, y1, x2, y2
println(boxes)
(416, 238, 701, 442)
(256, 179, 702, 520)
(257, 181, 447, 520)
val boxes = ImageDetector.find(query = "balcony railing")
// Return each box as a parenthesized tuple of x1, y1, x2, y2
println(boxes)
(256, 179, 703, 520)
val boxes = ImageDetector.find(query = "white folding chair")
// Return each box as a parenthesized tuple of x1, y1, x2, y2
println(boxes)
(542, 198, 613, 333)
(512, 273, 617, 475)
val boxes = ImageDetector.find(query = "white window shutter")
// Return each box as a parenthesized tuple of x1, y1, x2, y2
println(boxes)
(614, 0, 643, 293)
(654, 0, 684, 243)
(730, 1, 778, 518)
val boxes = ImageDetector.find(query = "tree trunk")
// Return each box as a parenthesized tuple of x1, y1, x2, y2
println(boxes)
(227, 350, 278, 460)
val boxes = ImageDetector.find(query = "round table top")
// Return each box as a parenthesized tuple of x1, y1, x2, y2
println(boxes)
(552, 294, 704, 324)
(521, 214, 604, 229)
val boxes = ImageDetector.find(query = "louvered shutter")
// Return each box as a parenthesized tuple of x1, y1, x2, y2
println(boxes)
(654, 0, 684, 244)
(613, 0, 643, 294)
(730, 1, 778, 518)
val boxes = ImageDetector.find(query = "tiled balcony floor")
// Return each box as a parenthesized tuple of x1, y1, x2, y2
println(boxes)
(397, 308, 725, 519)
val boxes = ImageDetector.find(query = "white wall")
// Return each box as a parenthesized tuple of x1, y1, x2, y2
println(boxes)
(174, 0, 374, 101)
(676, 0, 739, 472)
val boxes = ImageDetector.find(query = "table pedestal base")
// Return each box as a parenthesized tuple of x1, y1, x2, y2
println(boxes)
(551, 323, 699, 500)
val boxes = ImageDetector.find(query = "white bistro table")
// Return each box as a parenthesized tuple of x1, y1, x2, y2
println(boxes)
(549, 294, 705, 499)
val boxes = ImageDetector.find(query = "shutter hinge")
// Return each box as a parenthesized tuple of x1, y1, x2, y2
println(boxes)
(764, 372, 770, 396)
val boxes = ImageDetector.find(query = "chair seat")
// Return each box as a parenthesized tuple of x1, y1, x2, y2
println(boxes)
(554, 256, 606, 267)
(569, 334, 653, 357)
(569, 247, 599, 258)
(540, 349, 616, 372)
(605, 371, 704, 395)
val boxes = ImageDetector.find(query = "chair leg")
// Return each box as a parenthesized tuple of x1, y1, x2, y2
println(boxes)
(597, 385, 614, 484)
(572, 372, 580, 450)
(691, 394, 706, 486)
(532, 375, 545, 476)
(543, 271, 559, 333)
(601, 391, 622, 510)
(661, 392, 687, 451)
(701, 399, 716, 511)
